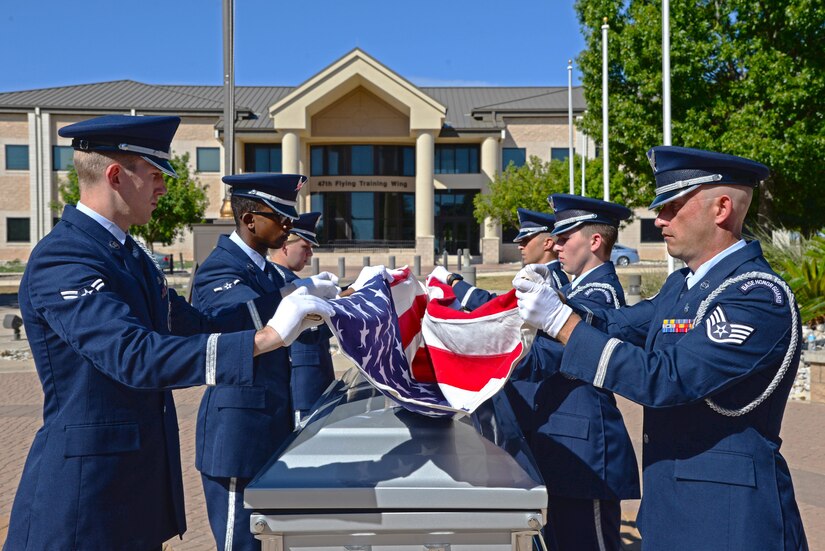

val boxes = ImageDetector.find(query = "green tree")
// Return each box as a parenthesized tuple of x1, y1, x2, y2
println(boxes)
(53, 153, 209, 250)
(474, 155, 619, 230)
(52, 165, 80, 211)
(574, 0, 825, 234)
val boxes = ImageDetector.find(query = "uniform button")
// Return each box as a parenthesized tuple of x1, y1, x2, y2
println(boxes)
(643, 433, 649, 444)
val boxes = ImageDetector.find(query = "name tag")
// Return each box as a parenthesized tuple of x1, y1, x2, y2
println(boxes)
(662, 319, 694, 333)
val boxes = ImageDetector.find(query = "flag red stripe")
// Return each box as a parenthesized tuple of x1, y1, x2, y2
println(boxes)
(426, 343, 524, 391)
(397, 294, 428, 348)
(410, 347, 437, 383)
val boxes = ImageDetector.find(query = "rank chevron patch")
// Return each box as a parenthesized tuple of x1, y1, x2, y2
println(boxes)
(60, 279, 105, 300)
(705, 305, 754, 345)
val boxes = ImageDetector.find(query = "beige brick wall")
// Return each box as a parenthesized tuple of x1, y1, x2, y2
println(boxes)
(0, 114, 31, 211)
(503, 117, 569, 161)
(0, 114, 29, 139)
(0, 115, 33, 254)
(172, 117, 225, 220)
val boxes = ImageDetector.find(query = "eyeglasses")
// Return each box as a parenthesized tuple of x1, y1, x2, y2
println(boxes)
(249, 211, 293, 231)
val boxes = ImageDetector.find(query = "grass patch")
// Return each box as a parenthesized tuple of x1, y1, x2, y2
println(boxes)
(0, 260, 25, 273)
(475, 275, 516, 292)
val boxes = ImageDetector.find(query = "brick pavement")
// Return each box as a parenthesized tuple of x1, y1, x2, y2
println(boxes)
(2, 327, 824, 549)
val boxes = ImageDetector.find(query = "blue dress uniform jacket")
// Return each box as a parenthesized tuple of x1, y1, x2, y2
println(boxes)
(5, 206, 275, 551)
(525, 262, 640, 500)
(192, 235, 294, 478)
(452, 260, 569, 311)
(273, 263, 335, 416)
(560, 241, 808, 550)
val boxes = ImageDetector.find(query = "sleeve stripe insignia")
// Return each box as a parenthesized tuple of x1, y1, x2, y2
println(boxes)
(705, 305, 754, 345)
(213, 279, 241, 293)
(60, 279, 105, 300)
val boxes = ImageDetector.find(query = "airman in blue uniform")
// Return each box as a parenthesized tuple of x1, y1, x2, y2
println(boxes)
(192, 178, 338, 551)
(441, 208, 569, 310)
(515, 146, 808, 550)
(270, 212, 337, 424)
(3, 116, 333, 551)
(432, 204, 638, 550)
(524, 195, 639, 551)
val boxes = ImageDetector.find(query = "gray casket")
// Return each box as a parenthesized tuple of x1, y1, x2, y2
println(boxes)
(247, 369, 547, 551)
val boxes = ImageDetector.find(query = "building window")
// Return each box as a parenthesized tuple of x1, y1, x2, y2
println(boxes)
(196, 147, 220, 172)
(6, 217, 30, 243)
(244, 143, 282, 172)
(435, 144, 480, 174)
(310, 191, 415, 244)
(310, 145, 415, 177)
(502, 147, 526, 170)
(550, 147, 574, 162)
(640, 218, 663, 243)
(52, 146, 74, 171)
(5, 145, 29, 170)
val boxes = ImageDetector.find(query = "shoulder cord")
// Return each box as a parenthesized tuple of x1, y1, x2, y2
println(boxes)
(132, 238, 173, 330)
(134, 239, 164, 275)
(693, 271, 799, 417)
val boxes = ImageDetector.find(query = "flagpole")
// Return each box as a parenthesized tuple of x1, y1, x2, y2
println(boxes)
(602, 18, 610, 201)
(568, 59, 575, 194)
(663, 0, 676, 273)
(219, 0, 235, 218)
(579, 115, 586, 196)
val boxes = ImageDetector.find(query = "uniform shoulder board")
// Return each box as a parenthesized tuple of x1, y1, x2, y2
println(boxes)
(737, 277, 785, 306)
(568, 282, 621, 309)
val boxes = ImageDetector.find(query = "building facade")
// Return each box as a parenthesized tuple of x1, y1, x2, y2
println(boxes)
(0, 49, 663, 264)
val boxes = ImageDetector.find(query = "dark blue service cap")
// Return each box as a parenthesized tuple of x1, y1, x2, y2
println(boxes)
(225, 173, 306, 220)
(647, 145, 769, 209)
(548, 193, 631, 236)
(58, 115, 181, 178)
(290, 211, 322, 246)
(513, 208, 556, 243)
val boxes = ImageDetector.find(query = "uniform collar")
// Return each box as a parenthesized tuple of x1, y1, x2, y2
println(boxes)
(76, 202, 127, 244)
(686, 239, 746, 289)
(570, 261, 611, 289)
(229, 231, 266, 272)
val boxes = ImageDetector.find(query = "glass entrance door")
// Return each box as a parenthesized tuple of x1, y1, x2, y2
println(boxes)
(434, 190, 480, 255)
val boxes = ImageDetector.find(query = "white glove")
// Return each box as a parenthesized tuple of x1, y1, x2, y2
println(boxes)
(516, 263, 555, 286)
(426, 265, 452, 285)
(350, 265, 393, 292)
(512, 276, 572, 338)
(267, 287, 335, 346)
(291, 272, 340, 299)
(312, 271, 339, 286)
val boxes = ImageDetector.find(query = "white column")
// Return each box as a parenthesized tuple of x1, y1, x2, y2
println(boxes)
(415, 130, 435, 266)
(281, 131, 303, 212)
(480, 135, 501, 263)
(281, 131, 300, 174)
(41, 112, 54, 237)
(27, 111, 40, 243)
(29, 110, 53, 242)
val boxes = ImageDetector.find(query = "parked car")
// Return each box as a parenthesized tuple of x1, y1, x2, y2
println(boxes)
(611, 244, 640, 266)
(151, 251, 174, 273)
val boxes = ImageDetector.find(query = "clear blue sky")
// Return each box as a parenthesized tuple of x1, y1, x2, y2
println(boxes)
(0, 0, 586, 92)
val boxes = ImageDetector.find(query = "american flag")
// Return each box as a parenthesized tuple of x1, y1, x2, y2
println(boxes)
(327, 269, 535, 417)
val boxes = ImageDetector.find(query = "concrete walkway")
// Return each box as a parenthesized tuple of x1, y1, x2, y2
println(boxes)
(1, 281, 823, 549)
